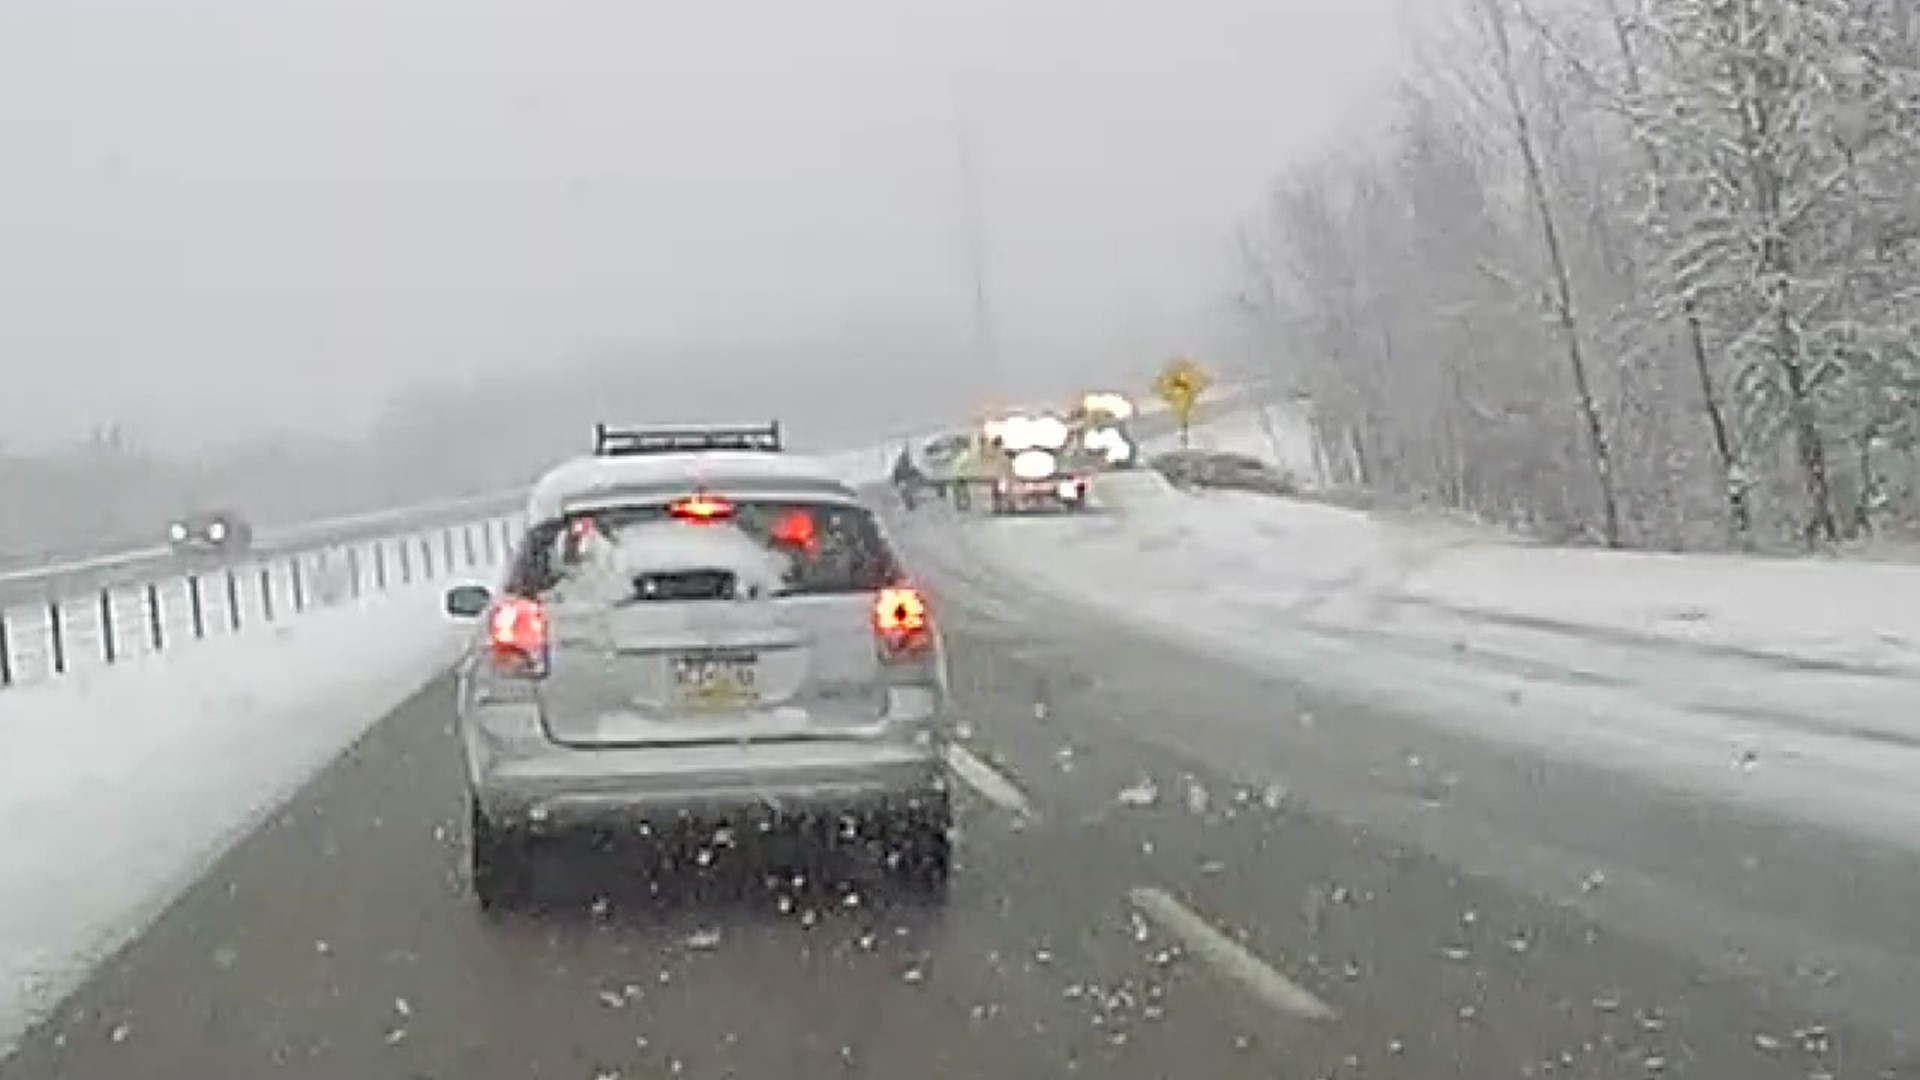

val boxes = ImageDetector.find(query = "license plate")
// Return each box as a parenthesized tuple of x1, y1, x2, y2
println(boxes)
(671, 651, 759, 709)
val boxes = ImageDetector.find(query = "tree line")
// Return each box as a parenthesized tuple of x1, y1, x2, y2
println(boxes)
(1237, 0, 1920, 552)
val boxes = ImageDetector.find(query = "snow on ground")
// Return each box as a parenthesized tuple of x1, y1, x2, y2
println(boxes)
(821, 442, 902, 487)
(1132, 401, 1920, 676)
(1156, 398, 1325, 487)
(0, 580, 473, 1053)
(918, 401, 1920, 852)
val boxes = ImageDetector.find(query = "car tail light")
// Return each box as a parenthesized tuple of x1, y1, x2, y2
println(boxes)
(874, 585, 933, 659)
(488, 595, 548, 676)
(671, 494, 734, 521)
(770, 508, 819, 552)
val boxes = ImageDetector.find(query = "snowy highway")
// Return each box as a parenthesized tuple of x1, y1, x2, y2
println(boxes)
(6, 401, 1920, 1077)
(13, 0, 1918, 1068)
(4, 482, 1920, 1077)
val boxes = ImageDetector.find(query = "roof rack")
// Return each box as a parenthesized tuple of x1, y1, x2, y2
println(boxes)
(592, 421, 784, 457)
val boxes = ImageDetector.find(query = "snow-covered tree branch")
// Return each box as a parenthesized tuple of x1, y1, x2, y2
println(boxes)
(1236, 0, 1920, 552)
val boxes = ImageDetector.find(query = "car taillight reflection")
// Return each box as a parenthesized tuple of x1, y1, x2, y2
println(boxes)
(488, 596, 548, 675)
(770, 508, 818, 552)
(874, 586, 932, 658)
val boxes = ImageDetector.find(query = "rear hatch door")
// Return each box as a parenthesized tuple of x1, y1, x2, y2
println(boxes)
(535, 501, 896, 748)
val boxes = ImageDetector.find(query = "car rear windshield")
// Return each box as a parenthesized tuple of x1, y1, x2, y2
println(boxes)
(507, 499, 902, 598)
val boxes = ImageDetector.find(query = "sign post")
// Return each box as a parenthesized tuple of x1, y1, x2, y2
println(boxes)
(1152, 356, 1211, 448)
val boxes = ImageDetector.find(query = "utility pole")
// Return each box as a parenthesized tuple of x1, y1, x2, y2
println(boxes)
(955, 115, 1000, 392)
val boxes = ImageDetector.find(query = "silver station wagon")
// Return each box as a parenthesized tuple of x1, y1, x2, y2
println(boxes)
(444, 422, 955, 910)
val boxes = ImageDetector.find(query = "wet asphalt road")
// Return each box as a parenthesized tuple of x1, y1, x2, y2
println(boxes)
(5, 508, 1920, 1078)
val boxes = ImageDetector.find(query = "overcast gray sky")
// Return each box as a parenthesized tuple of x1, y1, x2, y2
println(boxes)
(0, 0, 1405, 450)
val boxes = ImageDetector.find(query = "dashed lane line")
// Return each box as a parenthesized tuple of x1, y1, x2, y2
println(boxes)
(1128, 885, 1337, 1022)
(945, 743, 1036, 820)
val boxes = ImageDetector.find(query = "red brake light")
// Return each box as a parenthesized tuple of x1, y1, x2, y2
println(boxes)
(875, 587, 928, 632)
(488, 596, 548, 674)
(874, 586, 932, 658)
(671, 494, 734, 521)
(770, 508, 818, 551)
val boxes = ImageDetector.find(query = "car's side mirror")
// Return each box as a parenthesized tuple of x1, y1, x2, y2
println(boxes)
(445, 584, 492, 618)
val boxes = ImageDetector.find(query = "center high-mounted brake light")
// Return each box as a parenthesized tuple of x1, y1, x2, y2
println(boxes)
(873, 585, 933, 659)
(670, 494, 734, 521)
(488, 596, 548, 675)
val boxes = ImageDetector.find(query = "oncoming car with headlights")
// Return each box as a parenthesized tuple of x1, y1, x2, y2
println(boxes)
(166, 510, 253, 560)
(442, 421, 956, 910)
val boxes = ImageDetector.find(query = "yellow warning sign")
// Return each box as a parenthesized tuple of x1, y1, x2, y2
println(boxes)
(1152, 356, 1211, 445)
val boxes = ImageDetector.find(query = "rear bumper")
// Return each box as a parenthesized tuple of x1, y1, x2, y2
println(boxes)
(996, 486, 1083, 511)
(473, 738, 948, 831)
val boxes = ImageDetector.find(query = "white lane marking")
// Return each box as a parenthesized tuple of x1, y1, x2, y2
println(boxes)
(1128, 886, 1337, 1021)
(945, 744, 1036, 819)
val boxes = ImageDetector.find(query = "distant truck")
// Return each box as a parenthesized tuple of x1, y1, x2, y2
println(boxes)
(980, 413, 1093, 515)
(903, 405, 1118, 514)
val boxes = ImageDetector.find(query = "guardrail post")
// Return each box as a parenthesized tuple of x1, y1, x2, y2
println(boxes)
(0, 615, 13, 687)
(259, 567, 275, 622)
(373, 543, 388, 591)
(47, 599, 66, 676)
(442, 529, 456, 574)
(225, 570, 242, 632)
(463, 525, 477, 568)
(146, 583, 164, 652)
(481, 522, 494, 563)
(347, 548, 363, 599)
(290, 558, 305, 614)
(188, 575, 206, 639)
(422, 536, 435, 579)
(397, 539, 412, 585)
(99, 589, 117, 664)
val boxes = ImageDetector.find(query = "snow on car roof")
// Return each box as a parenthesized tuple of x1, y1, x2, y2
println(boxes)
(526, 450, 859, 523)
(549, 519, 790, 607)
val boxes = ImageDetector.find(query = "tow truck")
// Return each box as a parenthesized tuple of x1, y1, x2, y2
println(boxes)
(980, 412, 1093, 515)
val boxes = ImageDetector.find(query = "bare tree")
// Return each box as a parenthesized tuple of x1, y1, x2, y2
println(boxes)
(1634, 0, 1920, 545)
(1600, 0, 1755, 541)
(1229, 0, 1920, 553)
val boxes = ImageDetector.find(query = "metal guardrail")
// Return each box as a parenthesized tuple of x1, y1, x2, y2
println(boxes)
(0, 488, 529, 594)
(0, 513, 521, 691)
